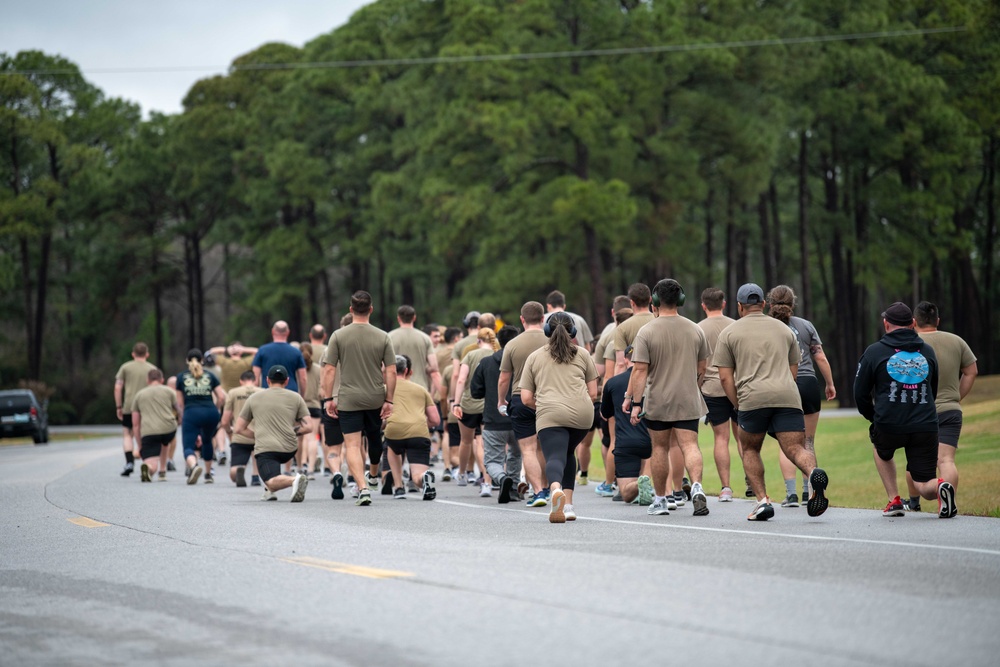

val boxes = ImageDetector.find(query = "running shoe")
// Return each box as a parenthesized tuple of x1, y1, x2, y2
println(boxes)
(781, 493, 800, 508)
(576, 472, 589, 486)
(157, 471, 166, 481)
(938, 480, 957, 518)
(904, 499, 921, 512)
(251, 475, 262, 487)
(564, 504, 577, 521)
(365, 472, 380, 490)
(647, 497, 670, 516)
(682, 477, 692, 501)
(498, 475, 513, 505)
(467, 471, 477, 485)
(719, 487, 733, 502)
(666, 495, 678, 511)
(323, 468, 332, 477)
(549, 489, 566, 523)
(529, 489, 550, 507)
(348, 481, 359, 498)
(204, 472, 214, 484)
(331, 472, 344, 500)
(672, 491, 686, 507)
(441, 468, 452, 482)
(806, 468, 829, 517)
(748, 498, 775, 521)
(479, 482, 491, 498)
(637, 476, 654, 506)
(883, 497, 905, 517)
(290, 474, 308, 502)
(456, 471, 468, 487)
(356, 489, 372, 506)
(307, 470, 316, 481)
(516, 482, 530, 500)
(235, 466, 246, 487)
(218, 453, 227, 466)
(594, 481, 615, 497)
(393, 487, 407, 499)
(121, 462, 134, 477)
(381, 472, 394, 496)
(166, 461, 176, 472)
(261, 487, 277, 501)
(407, 478, 420, 493)
(140, 463, 151, 483)
(187, 465, 203, 485)
(422, 471, 436, 501)
(691, 482, 709, 516)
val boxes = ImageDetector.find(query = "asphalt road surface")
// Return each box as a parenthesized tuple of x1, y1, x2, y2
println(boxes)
(3, 435, 999, 666)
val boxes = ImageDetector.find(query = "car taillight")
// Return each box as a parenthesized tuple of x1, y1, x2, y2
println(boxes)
(30, 407, 37, 417)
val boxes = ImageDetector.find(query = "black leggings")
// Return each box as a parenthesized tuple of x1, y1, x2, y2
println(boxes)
(538, 426, 589, 491)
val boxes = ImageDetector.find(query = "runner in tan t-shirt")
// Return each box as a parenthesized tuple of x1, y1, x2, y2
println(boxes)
(388, 306, 441, 396)
(697, 287, 739, 502)
(714, 283, 828, 522)
(452, 329, 499, 497)
(131, 368, 177, 482)
(384, 355, 440, 501)
(220, 370, 262, 487)
(613, 283, 655, 376)
(520, 313, 598, 523)
(626, 279, 710, 517)
(114, 342, 158, 476)
(207, 342, 260, 392)
(438, 328, 463, 480)
(235, 365, 312, 502)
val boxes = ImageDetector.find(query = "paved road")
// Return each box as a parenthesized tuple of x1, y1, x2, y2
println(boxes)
(3, 437, 998, 666)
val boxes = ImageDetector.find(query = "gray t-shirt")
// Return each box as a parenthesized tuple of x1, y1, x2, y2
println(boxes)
(787, 315, 822, 378)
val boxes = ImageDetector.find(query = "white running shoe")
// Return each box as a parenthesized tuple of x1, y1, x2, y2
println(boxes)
(666, 495, 678, 511)
(691, 482, 709, 516)
(479, 482, 491, 498)
(564, 504, 577, 521)
(261, 487, 277, 501)
(647, 498, 670, 515)
(290, 473, 308, 503)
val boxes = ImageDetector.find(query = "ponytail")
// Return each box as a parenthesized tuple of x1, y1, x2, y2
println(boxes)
(477, 328, 500, 352)
(301, 342, 314, 367)
(766, 285, 796, 325)
(187, 358, 204, 379)
(546, 318, 577, 364)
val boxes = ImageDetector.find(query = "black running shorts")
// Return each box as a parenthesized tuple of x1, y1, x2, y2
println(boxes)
(508, 394, 537, 440)
(738, 407, 805, 435)
(644, 418, 699, 432)
(459, 411, 484, 430)
(614, 439, 652, 479)
(140, 431, 174, 460)
(385, 437, 431, 466)
(255, 450, 296, 482)
(937, 410, 962, 447)
(321, 410, 344, 446)
(796, 375, 823, 415)
(446, 422, 461, 448)
(871, 427, 939, 483)
(121, 413, 134, 430)
(703, 394, 737, 427)
(308, 407, 322, 419)
(230, 443, 254, 467)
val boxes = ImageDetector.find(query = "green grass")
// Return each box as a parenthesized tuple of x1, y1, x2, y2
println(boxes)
(584, 376, 1000, 517)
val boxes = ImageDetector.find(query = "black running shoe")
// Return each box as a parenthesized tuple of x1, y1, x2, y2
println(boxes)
(748, 500, 775, 521)
(381, 472, 394, 495)
(682, 477, 692, 501)
(166, 461, 176, 472)
(938, 480, 957, 518)
(331, 472, 344, 500)
(235, 466, 246, 488)
(806, 468, 829, 517)
(121, 462, 134, 477)
(498, 475, 513, 505)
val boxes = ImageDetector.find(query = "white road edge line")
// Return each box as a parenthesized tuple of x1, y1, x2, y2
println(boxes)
(434, 499, 1000, 557)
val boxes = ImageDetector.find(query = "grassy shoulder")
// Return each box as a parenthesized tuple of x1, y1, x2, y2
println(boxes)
(0, 432, 109, 447)
(585, 378, 1000, 517)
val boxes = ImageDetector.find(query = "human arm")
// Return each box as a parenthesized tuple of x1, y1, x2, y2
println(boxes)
(114, 379, 124, 421)
(132, 410, 142, 443)
(959, 361, 978, 400)
(497, 370, 512, 413)
(382, 366, 397, 420)
(718, 367, 738, 409)
(451, 365, 471, 419)
(450, 359, 462, 403)
(614, 349, 627, 377)
(812, 347, 837, 401)
(234, 416, 254, 441)
(425, 391, 441, 429)
(221, 409, 234, 437)
(174, 389, 185, 425)
(321, 363, 338, 417)
(625, 362, 649, 425)
(213, 386, 226, 411)
(587, 379, 598, 403)
(853, 353, 875, 422)
(520, 388, 536, 410)
(253, 366, 262, 387)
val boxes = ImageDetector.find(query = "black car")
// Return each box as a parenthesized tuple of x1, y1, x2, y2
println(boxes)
(0, 389, 49, 443)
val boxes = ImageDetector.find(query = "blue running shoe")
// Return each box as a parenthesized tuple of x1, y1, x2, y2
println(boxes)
(594, 481, 615, 497)
(529, 488, 550, 507)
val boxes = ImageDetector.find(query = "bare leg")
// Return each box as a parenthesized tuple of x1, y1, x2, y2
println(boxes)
(343, 432, 369, 490)
(519, 436, 546, 491)
(712, 421, 731, 488)
(473, 434, 490, 484)
(938, 444, 958, 490)
(457, 423, 476, 476)
(649, 429, 672, 497)
(872, 448, 900, 501)
(739, 430, 767, 500)
(576, 428, 594, 478)
(265, 474, 295, 492)
(618, 477, 639, 503)
(775, 431, 814, 476)
(387, 450, 405, 491)
(674, 428, 703, 483)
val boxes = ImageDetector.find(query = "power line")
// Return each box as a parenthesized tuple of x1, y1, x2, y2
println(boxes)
(2, 26, 967, 76)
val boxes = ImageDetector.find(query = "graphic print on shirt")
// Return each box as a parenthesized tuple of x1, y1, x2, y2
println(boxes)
(183, 374, 214, 397)
(886, 350, 930, 405)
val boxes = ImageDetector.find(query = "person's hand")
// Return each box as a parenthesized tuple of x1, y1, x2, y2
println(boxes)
(825, 384, 837, 401)
(621, 397, 632, 415)
(380, 401, 393, 420)
(452, 404, 463, 419)
(630, 405, 642, 426)
(497, 403, 508, 416)
(116, 407, 123, 421)
(325, 399, 339, 418)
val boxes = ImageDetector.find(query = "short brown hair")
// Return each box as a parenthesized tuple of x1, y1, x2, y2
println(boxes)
(521, 301, 544, 325)
(133, 342, 149, 357)
(309, 325, 325, 341)
(615, 308, 634, 325)
(350, 291, 372, 315)
(339, 313, 354, 328)
(147, 368, 163, 382)
(627, 283, 651, 308)
(701, 287, 725, 311)
(546, 290, 566, 308)
(914, 301, 939, 328)
(478, 312, 496, 331)
(612, 295, 630, 313)
(397, 305, 416, 324)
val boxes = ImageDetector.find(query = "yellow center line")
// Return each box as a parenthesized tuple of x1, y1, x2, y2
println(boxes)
(280, 556, 414, 580)
(67, 516, 109, 528)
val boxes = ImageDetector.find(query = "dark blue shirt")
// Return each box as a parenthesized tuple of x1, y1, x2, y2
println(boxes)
(253, 342, 306, 392)
(600, 367, 650, 447)
(175, 370, 220, 410)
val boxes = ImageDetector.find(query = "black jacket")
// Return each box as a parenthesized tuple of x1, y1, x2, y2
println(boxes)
(853, 328, 939, 434)
(470, 350, 511, 430)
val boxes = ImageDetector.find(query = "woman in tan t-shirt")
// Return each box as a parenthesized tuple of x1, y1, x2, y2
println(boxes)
(299, 343, 322, 479)
(385, 355, 441, 500)
(451, 328, 500, 497)
(520, 312, 599, 523)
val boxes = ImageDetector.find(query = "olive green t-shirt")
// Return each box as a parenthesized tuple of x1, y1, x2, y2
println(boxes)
(520, 346, 599, 431)
(593, 322, 616, 392)
(614, 311, 655, 351)
(441, 365, 458, 424)
(216, 355, 253, 392)
(460, 347, 492, 414)
(499, 329, 547, 393)
(304, 363, 321, 409)
(388, 327, 435, 391)
(384, 379, 434, 440)
(919, 330, 977, 413)
(324, 323, 395, 411)
(631, 316, 710, 421)
(239, 388, 309, 454)
(452, 333, 477, 363)
(116, 359, 158, 413)
(132, 384, 177, 437)
(435, 345, 453, 381)
(713, 312, 801, 411)
(224, 384, 262, 445)
(698, 315, 736, 398)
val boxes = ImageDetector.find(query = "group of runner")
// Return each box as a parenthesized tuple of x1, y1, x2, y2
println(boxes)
(113, 281, 977, 523)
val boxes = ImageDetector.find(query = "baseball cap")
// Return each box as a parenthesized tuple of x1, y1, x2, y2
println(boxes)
(267, 365, 289, 383)
(881, 302, 913, 326)
(736, 283, 765, 305)
(463, 310, 481, 327)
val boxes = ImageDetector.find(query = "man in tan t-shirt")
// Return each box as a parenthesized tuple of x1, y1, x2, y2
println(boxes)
(497, 301, 549, 503)
(132, 369, 178, 482)
(903, 301, 978, 510)
(697, 287, 739, 501)
(625, 279, 711, 517)
(388, 305, 441, 396)
(320, 290, 396, 507)
(221, 370, 262, 488)
(613, 283, 655, 376)
(438, 327, 462, 479)
(235, 365, 312, 502)
(114, 342, 159, 477)
(590, 294, 631, 495)
(207, 342, 259, 392)
(714, 283, 829, 522)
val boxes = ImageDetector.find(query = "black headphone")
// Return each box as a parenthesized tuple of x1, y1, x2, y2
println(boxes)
(652, 279, 686, 308)
(543, 313, 578, 338)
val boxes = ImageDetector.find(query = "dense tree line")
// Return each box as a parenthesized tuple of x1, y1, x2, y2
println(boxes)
(1, 0, 997, 423)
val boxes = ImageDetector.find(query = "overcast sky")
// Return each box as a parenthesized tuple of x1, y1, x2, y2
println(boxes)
(1, 0, 374, 116)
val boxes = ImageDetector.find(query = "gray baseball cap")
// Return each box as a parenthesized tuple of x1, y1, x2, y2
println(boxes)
(736, 283, 765, 305)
